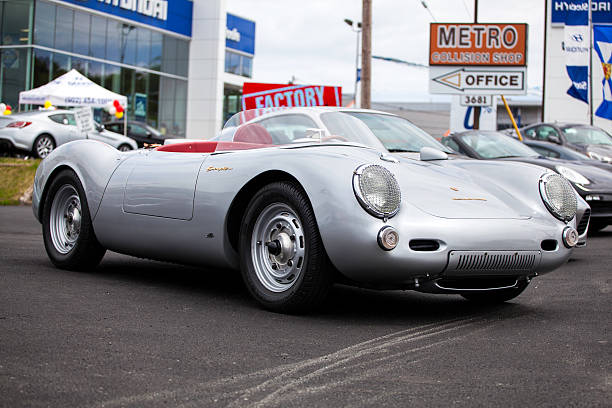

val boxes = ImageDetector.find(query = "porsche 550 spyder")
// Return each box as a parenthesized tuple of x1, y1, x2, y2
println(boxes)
(33, 108, 588, 312)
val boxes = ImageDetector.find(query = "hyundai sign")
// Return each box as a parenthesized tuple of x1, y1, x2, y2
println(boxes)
(226, 13, 255, 55)
(57, 0, 193, 37)
(551, 1, 612, 25)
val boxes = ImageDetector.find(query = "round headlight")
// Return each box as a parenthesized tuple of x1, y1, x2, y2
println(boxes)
(539, 173, 577, 222)
(555, 165, 590, 185)
(353, 164, 401, 218)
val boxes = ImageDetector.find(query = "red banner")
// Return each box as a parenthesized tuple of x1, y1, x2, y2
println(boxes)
(242, 82, 342, 110)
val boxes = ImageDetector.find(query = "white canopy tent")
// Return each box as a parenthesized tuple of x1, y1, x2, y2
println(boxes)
(19, 69, 127, 107)
(19, 69, 128, 135)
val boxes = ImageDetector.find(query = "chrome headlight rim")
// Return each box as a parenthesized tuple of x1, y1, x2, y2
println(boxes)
(353, 164, 401, 219)
(539, 172, 577, 222)
(555, 165, 590, 185)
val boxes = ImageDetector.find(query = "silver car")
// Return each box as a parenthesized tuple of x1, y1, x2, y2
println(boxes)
(0, 109, 137, 158)
(33, 108, 586, 313)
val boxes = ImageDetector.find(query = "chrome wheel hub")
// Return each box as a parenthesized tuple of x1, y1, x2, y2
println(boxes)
(251, 203, 305, 292)
(49, 185, 81, 254)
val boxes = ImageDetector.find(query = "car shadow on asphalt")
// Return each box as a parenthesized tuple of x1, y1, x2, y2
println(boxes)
(87, 253, 529, 324)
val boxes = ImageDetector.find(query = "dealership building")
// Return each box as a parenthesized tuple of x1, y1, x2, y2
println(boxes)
(0, 0, 255, 138)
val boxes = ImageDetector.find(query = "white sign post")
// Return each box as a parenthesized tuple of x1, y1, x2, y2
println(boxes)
(73, 106, 94, 133)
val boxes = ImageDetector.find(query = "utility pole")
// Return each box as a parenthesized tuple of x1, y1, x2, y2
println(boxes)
(472, 0, 480, 129)
(361, 0, 372, 109)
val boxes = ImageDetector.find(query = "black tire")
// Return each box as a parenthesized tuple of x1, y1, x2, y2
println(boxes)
(461, 280, 529, 304)
(239, 181, 332, 313)
(588, 221, 608, 234)
(42, 169, 106, 270)
(33, 134, 56, 159)
(118, 144, 133, 152)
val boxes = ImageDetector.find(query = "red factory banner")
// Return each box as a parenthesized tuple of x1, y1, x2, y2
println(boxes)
(242, 82, 342, 110)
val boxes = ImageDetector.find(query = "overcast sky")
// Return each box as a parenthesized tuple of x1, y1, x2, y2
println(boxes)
(226, 0, 544, 102)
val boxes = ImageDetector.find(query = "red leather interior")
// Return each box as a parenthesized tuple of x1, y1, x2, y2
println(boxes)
(155, 140, 272, 153)
(232, 123, 273, 144)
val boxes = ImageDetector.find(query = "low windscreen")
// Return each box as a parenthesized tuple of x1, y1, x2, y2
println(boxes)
(222, 108, 447, 153)
(562, 126, 612, 146)
(459, 131, 540, 159)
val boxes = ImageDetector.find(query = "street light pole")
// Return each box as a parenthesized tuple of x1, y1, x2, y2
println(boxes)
(361, 0, 372, 109)
(344, 19, 362, 107)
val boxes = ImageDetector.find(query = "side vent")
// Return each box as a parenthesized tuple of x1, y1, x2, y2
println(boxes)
(409, 239, 440, 251)
(540, 239, 558, 251)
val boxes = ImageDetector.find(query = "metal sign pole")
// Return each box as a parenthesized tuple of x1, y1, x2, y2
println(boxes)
(588, 0, 594, 125)
(473, 0, 481, 129)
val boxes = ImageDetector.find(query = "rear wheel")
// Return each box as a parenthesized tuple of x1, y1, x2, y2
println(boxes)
(118, 144, 133, 152)
(239, 181, 332, 313)
(42, 169, 106, 270)
(461, 280, 529, 304)
(33, 134, 55, 158)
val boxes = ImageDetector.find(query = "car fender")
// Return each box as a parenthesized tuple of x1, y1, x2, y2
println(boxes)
(33, 140, 128, 222)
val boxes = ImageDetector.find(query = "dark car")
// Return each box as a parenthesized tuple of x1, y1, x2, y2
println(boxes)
(522, 139, 612, 172)
(104, 120, 166, 148)
(517, 122, 612, 164)
(441, 130, 612, 233)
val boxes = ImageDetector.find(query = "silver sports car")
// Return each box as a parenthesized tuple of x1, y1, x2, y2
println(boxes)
(0, 109, 137, 158)
(33, 108, 587, 313)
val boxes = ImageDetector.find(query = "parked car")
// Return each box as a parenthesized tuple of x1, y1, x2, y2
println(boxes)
(34, 108, 586, 312)
(0, 109, 137, 158)
(103, 120, 166, 147)
(517, 122, 612, 164)
(522, 139, 612, 172)
(441, 130, 611, 233)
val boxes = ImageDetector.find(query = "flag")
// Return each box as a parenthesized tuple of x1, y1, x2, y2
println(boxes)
(593, 25, 612, 120)
(563, 0, 589, 104)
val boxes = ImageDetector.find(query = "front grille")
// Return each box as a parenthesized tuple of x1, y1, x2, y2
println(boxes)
(577, 209, 590, 235)
(446, 250, 541, 276)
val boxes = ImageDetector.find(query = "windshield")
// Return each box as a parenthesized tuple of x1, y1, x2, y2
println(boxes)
(342, 112, 452, 153)
(459, 131, 540, 159)
(222, 109, 387, 150)
(562, 126, 612, 145)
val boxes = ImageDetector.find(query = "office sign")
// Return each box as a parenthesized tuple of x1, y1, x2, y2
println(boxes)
(58, 0, 193, 37)
(242, 83, 342, 110)
(551, 0, 612, 25)
(430, 23, 527, 66)
(430, 67, 527, 95)
(226, 13, 256, 55)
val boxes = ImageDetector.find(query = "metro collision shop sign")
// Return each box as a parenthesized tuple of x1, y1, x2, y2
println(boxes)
(429, 23, 528, 95)
(242, 83, 342, 110)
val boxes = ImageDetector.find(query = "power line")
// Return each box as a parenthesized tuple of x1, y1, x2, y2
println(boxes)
(419, 0, 437, 22)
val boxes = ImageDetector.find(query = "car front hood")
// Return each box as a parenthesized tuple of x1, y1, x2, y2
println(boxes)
(392, 154, 533, 219)
(497, 156, 612, 192)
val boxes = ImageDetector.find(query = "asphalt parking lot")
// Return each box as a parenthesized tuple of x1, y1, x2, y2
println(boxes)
(1, 205, 610, 407)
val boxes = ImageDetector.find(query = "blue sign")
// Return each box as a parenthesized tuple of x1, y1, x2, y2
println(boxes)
(551, 1, 612, 25)
(57, 0, 193, 37)
(593, 25, 612, 119)
(134, 93, 147, 120)
(226, 13, 255, 55)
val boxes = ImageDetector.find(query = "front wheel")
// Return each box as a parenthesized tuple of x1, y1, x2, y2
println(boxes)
(461, 280, 529, 304)
(42, 169, 106, 270)
(239, 181, 332, 313)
